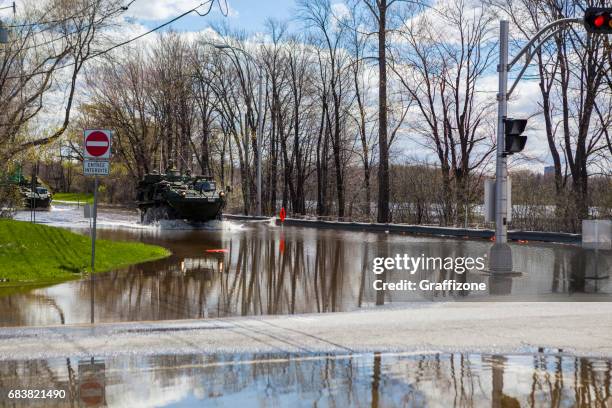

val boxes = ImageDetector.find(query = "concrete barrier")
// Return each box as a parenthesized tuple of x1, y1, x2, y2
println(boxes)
(582, 219, 612, 250)
(223, 214, 581, 244)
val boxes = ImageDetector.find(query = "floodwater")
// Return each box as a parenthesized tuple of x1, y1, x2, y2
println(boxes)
(0, 351, 610, 407)
(1, 204, 611, 327)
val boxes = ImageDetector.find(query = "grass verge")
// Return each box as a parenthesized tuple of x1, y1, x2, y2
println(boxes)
(0, 220, 170, 287)
(53, 192, 94, 204)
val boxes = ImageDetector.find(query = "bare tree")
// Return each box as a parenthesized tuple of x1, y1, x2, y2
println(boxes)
(83, 46, 159, 179)
(392, 0, 497, 225)
(360, 0, 393, 222)
(345, 2, 378, 219)
(0, 0, 127, 159)
(285, 35, 317, 215)
(299, 0, 355, 218)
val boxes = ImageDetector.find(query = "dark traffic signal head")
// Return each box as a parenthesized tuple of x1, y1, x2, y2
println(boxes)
(584, 8, 612, 34)
(503, 118, 528, 155)
(0, 21, 8, 44)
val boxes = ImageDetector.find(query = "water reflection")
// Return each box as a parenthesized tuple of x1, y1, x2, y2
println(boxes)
(0, 351, 610, 407)
(1, 212, 611, 326)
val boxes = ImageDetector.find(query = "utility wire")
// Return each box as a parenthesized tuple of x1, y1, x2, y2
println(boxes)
(92, 1, 214, 57)
(5, 0, 216, 80)
(7, 0, 136, 28)
(217, 0, 229, 17)
(11, 3, 135, 52)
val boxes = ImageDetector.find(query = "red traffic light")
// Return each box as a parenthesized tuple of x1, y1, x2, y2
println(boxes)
(584, 8, 612, 34)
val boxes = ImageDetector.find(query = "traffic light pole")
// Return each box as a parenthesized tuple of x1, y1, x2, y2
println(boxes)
(489, 17, 583, 273)
(495, 21, 509, 246)
(490, 20, 512, 273)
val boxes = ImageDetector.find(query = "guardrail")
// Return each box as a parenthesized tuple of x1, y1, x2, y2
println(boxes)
(223, 213, 581, 244)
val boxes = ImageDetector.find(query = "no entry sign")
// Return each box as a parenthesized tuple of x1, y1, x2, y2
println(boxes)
(78, 359, 105, 407)
(84, 129, 112, 159)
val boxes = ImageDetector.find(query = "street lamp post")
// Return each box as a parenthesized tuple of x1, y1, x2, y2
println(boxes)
(213, 43, 264, 217)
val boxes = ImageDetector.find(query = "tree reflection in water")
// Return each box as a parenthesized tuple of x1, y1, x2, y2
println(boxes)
(0, 352, 610, 407)
(0, 225, 610, 327)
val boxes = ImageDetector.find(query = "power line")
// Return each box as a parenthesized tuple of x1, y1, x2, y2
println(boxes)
(91, 1, 214, 58)
(7, 0, 136, 28)
(0, 2, 14, 13)
(217, 0, 229, 17)
(9, 3, 136, 52)
(5, 0, 216, 80)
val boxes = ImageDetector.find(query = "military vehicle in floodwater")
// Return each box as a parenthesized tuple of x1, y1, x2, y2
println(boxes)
(18, 175, 53, 209)
(136, 168, 226, 223)
(2, 166, 52, 210)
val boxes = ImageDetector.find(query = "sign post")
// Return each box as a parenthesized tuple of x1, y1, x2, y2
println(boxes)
(90, 175, 97, 324)
(83, 129, 112, 324)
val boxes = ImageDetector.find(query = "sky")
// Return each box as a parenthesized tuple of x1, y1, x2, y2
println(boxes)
(0, 0, 297, 34)
(127, 0, 296, 32)
(0, 0, 560, 171)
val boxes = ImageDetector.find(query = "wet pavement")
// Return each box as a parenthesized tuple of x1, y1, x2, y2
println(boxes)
(0, 350, 610, 407)
(2, 204, 611, 327)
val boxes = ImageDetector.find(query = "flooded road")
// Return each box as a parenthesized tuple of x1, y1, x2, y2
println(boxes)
(2, 204, 611, 327)
(0, 351, 610, 407)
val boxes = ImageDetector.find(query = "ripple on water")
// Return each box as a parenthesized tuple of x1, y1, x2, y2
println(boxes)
(149, 219, 246, 231)
(14, 204, 246, 232)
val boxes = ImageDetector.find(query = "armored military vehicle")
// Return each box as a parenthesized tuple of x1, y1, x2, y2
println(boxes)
(136, 168, 226, 223)
(18, 176, 53, 209)
(21, 185, 53, 209)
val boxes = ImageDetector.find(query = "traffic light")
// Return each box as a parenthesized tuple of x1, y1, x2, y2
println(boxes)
(584, 8, 612, 34)
(0, 21, 8, 44)
(503, 118, 528, 156)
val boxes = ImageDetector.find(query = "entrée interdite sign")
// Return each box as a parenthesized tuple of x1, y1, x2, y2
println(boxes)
(83, 160, 110, 176)
(83, 129, 112, 176)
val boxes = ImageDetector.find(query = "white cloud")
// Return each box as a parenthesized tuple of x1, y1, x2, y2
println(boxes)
(125, 0, 237, 21)
(331, 2, 350, 20)
(126, 0, 201, 21)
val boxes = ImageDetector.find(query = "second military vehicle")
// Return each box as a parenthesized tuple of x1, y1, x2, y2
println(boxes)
(17, 175, 53, 209)
(136, 168, 226, 223)
(21, 185, 53, 209)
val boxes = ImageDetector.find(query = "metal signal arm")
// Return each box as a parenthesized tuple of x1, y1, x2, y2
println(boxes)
(506, 18, 582, 97)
